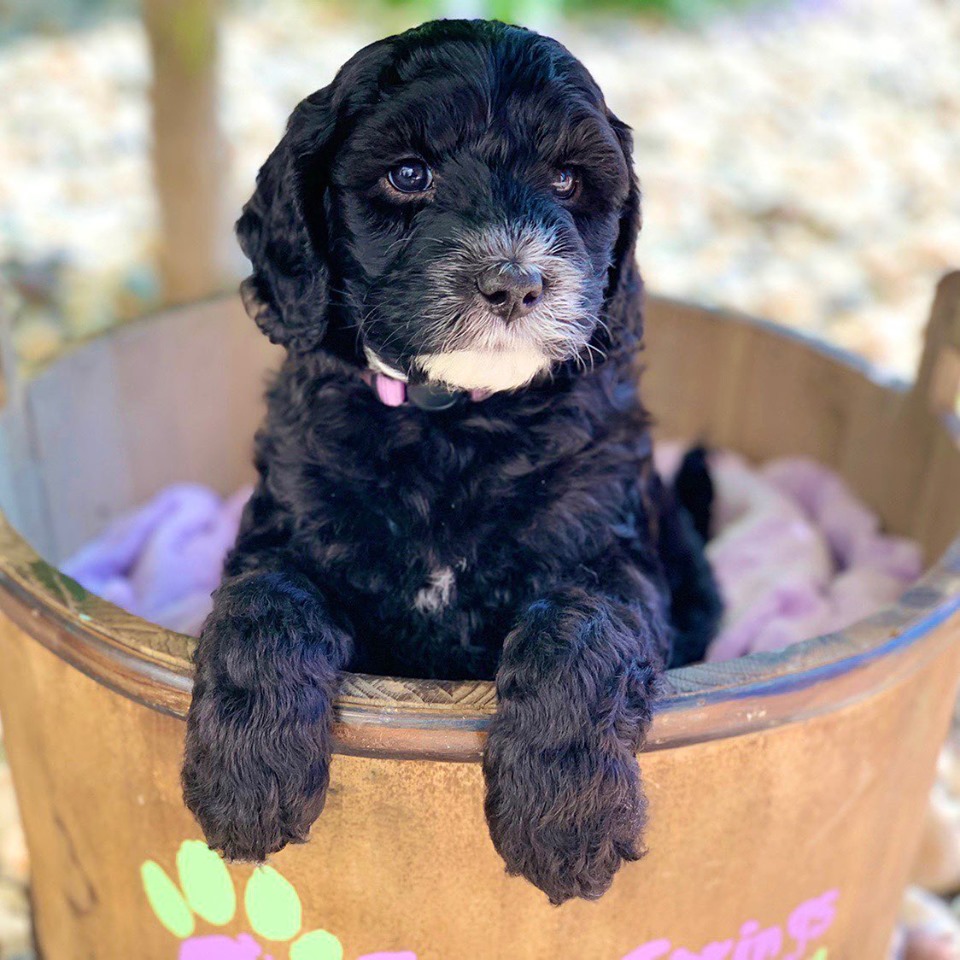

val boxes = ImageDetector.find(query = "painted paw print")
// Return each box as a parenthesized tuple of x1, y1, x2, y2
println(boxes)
(141, 840, 415, 960)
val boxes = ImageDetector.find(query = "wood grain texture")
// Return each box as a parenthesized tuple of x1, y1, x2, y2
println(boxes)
(916, 272, 960, 415)
(1, 609, 958, 958)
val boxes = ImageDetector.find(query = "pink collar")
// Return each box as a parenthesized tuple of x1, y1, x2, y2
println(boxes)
(362, 370, 491, 409)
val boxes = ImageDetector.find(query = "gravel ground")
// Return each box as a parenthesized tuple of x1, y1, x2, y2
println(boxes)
(2, 0, 960, 955)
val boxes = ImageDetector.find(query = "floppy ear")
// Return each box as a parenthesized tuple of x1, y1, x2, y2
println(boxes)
(236, 90, 335, 353)
(602, 111, 644, 356)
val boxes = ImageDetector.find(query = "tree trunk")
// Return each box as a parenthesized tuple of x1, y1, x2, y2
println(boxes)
(143, 0, 227, 305)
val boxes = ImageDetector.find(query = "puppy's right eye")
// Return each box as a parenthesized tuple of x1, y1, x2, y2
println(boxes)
(387, 160, 433, 194)
(551, 168, 579, 199)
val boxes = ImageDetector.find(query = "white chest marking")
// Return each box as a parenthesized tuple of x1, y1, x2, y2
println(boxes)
(414, 566, 456, 614)
(415, 347, 549, 392)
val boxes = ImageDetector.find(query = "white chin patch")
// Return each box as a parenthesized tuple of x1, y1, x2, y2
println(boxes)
(416, 348, 551, 392)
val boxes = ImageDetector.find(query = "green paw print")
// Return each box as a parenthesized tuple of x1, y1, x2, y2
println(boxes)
(141, 840, 343, 960)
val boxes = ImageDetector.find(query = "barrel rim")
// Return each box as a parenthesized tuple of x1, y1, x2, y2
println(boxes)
(0, 293, 958, 761)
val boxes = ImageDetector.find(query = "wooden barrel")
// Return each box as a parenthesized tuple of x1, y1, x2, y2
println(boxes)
(1, 276, 959, 960)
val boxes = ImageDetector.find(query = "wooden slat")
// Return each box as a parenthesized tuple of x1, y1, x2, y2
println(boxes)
(644, 294, 960, 562)
(3, 299, 280, 562)
(25, 336, 133, 561)
(108, 298, 279, 507)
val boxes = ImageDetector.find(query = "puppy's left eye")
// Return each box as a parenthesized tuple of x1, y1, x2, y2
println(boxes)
(387, 160, 433, 194)
(551, 168, 579, 199)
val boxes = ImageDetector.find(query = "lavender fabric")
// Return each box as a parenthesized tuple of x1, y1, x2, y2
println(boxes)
(657, 445, 923, 662)
(62, 483, 252, 637)
(62, 454, 922, 659)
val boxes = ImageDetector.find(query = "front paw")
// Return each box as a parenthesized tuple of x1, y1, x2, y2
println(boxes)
(483, 719, 647, 905)
(181, 710, 330, 863)
(181, 571, 350, 861)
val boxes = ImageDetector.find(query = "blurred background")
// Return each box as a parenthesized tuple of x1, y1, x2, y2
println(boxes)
(1, 0, 959, 956)
(1, 0, 958, 381)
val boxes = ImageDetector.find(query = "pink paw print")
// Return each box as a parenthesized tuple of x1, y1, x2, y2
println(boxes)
(141, 840, 416, 960)
(180, 933, 262, 960)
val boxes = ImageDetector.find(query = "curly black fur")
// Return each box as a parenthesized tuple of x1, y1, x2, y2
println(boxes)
(182, 19, 722, 904)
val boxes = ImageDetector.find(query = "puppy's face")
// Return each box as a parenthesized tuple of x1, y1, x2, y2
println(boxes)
(239, 22, 639, 392)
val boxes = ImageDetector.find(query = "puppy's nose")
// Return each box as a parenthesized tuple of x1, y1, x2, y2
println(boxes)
(477, 263, 544, 320)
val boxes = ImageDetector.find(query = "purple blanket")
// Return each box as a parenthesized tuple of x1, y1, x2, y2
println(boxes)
(63, 452, 922, 660)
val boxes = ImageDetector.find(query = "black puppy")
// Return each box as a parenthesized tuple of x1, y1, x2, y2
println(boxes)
(182, 19, 721, 905)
